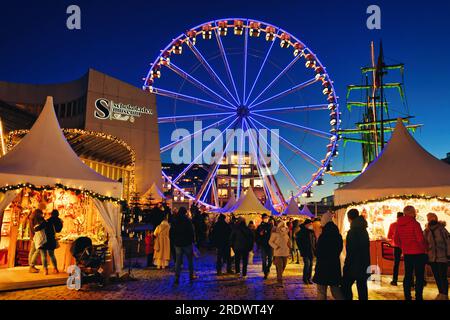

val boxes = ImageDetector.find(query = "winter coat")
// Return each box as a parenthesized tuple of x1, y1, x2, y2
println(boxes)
(154, 220, 171, 265)
(343, 216, 371, 280)
(170, 215, 195, 247)
(313, 221, 343, 286)
(34, 216, 63, 250)
(394, 215, 427, 255)
(256, 222, 272, 249)
(210, 219, 232, 248)
(387, 221, 399, 247)
(424, 221, 450, 263)
(269, 226, 291, 257)
(145, 233, 154, 255)
(296, 224, 316, 258)
(230, 223, 254, 253)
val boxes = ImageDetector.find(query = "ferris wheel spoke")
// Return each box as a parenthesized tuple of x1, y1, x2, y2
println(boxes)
(186, 39, 240, 106)
(249, 116, 322, 168)
(251, 112, 332, 139)
(160, 114, 235, 153)
(172, 117, 239, 183)
(243, 119, 284, 206)
(236, 119, 245, 198)
(158, 112, 235, 124)
(251, 104, 329, 115)
(246, 117, 301, 192)
(165, 62, 236, 107)
(249, 77, 319, 110)
(195, 120, 239, 202)
(244, 31, 279, 106)
(247, 54, 303, 108)
(150, 87, 235, 111)
(214, 27, 241, 105)
(242, 26, 249, 104)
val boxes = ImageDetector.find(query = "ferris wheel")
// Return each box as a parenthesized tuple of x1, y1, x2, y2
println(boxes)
(143, 18, 340, 210)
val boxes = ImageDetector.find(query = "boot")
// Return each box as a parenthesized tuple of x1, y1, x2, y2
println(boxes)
(52, 268, 59, 274)
(44, 268, 49, 275)
(29, 266, 39, 273)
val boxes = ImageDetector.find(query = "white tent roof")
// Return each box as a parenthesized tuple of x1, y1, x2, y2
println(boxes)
(220, 195, 237, 213)
(141, 182, 166, 202)
(282, 197, 302, 216)
(229, 188, 271, 215)
(335, 119, 450, 205)
(264, 199, 279, 215)
(0, 96, 122, 198)
(300, 203, 315, 218)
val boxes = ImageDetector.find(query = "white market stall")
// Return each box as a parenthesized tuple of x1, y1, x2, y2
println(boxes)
(229, 188, 271, 224)
(334, 119, 450, 274)
(0, 97, 124, 277)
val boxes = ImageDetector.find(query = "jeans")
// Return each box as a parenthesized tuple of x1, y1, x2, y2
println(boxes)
(216, 246, 232, 274)
(273, 256, 288, 283)
(28, 241, 37, 266)
(234, 250, 249, 276)
(430, 262, 448, 296)
(342, 276, 369, 300)
(302, 256, 313, 282)
(403, 254, 427, 300)
(392, 247, 402, 283)
(260, 246, 272, 275)
(30, 248, 57, 269)
(146, 253, 154, 267)
(317, 285, 344, 300)
(175, 245, 194, 279)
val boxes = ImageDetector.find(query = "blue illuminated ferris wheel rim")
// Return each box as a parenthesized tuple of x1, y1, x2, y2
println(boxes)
(143, 18, 341, 210)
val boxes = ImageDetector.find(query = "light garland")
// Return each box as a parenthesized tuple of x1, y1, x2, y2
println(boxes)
(333, 194, 450, 211)
(0, 183, 126, 205)
(7, 128, 137, 195)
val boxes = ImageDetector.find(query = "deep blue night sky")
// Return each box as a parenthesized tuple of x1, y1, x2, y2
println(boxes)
(1, 0, 449, 200)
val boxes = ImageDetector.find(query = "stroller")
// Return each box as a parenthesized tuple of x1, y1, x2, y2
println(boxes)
(70, 237, 108, 288)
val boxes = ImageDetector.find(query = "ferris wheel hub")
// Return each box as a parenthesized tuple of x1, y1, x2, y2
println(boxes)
(236, 105, 250, 118)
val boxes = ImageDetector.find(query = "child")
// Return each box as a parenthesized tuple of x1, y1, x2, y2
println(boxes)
(145, 229, 155, 268)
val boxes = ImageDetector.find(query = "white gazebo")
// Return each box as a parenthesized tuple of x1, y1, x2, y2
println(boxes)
(300, 203, 315, 218)
(219, 195, 237, 214)
(334, 119, 450, 235)
(141, 182, 166, 203)
(0, 96, 124, 273)
(282, 197, 301, 216)
(229, 188, 270, 223)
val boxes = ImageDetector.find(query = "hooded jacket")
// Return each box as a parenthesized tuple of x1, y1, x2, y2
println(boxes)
(210, 218, 232, 248)
(424, 221, 449, 263)
(343, 216, 371, 279)
(296, 224, 316, 258)
(230, 221, 254, 253)
(394, 215, 427, 255)
(269, 222, 291, 257)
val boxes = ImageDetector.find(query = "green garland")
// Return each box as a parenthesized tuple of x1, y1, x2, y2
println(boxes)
(0, 183, 126, 205)
(333, 194, 450, 211)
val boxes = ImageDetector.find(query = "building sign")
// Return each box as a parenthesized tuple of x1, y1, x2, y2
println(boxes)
(94, 98, 153, 123)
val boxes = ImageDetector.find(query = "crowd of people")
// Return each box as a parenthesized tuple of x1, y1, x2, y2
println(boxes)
(143, 203, 448, 300)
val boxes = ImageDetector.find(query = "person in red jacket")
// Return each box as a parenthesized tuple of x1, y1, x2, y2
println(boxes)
(145, 229, 155, 268)
(394, 205, 428, 300)
(387, 212, 404, 286)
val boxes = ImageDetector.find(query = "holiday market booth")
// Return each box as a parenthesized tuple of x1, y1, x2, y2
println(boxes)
(334, 119, 450, 275)
(228, 188, 271, 225)
(0, 97, 124, 290)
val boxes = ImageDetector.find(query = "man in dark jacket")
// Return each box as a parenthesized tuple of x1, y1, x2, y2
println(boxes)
(342, 209, 371, 300)
(256, 214, 273, 279)
(297, 219, 316, 284)
(313, 212, 344, 300)
(170, 207, 196, 284)
(230, 217, 254, 278)
(210, 214, 233, 275)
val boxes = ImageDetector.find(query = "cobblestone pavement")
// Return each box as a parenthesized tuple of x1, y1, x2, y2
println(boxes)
(0, 249, 441, 300)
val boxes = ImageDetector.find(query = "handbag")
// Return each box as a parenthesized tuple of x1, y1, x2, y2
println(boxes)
(33, 230, 47, 249)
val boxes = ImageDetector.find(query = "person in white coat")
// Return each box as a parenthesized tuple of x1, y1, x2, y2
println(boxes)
(153, 214, 171, 269)
(269, 220, 291, 287)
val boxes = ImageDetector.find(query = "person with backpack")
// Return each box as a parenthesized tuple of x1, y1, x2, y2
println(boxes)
(424, 212, 449, 300)
(230, 217, 254, 278)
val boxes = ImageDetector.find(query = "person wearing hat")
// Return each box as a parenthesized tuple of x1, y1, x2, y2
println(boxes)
(296, 218, 316, 284)
(312, 212, 344, 300)
(256, 213, 273, 279)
